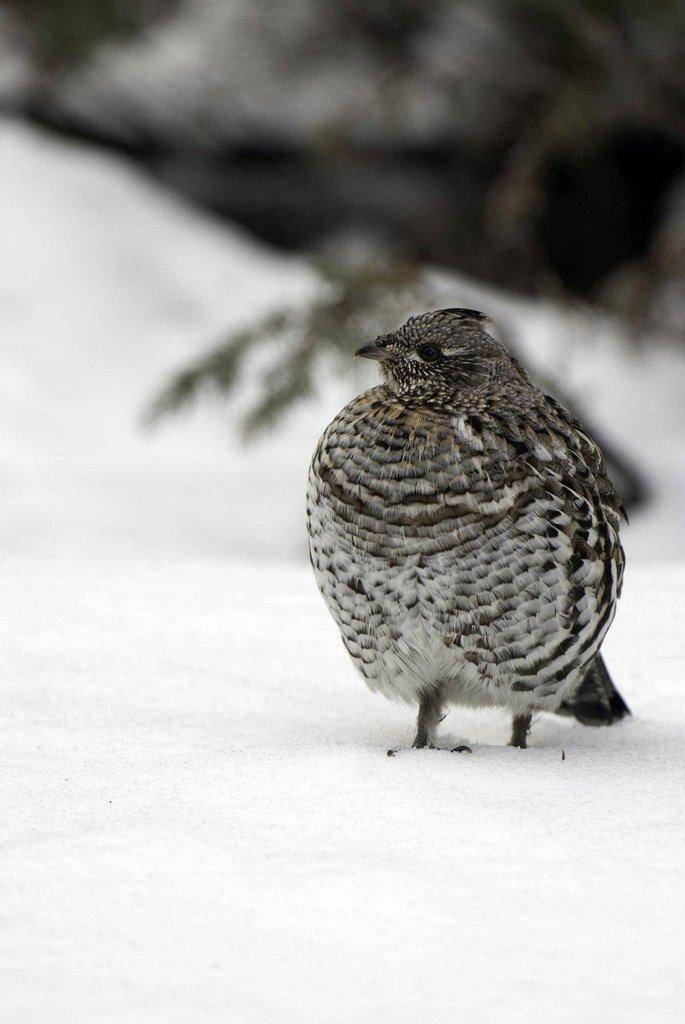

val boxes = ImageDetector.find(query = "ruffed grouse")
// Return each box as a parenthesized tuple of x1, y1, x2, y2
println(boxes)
(306, 309, 630, 751)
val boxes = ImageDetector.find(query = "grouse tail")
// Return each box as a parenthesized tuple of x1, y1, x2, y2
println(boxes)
(557, 654, 631, 726)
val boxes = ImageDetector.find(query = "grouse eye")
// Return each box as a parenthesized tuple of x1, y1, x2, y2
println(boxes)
(418, 344, 441, 363)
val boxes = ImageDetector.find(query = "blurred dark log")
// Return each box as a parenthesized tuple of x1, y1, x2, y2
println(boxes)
(15, 102, 685, 320)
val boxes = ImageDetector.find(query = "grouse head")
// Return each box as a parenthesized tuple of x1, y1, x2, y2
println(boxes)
(355, 308, 521, 404)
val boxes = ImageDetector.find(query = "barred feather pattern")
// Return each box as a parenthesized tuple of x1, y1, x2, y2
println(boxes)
(307, 366, 625, 716)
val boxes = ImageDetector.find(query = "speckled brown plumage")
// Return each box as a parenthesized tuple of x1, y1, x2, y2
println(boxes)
(306, 309, 629, 750)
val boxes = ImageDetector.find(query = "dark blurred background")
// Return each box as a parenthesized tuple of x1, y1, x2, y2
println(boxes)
(1, 0, 683, 561)
(3, 0, 684, 329)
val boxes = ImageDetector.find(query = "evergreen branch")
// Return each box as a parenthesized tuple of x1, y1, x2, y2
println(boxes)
(146, 260, 433, 436)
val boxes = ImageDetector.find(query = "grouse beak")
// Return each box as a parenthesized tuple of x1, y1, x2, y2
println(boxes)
(355, 344, 390, 361)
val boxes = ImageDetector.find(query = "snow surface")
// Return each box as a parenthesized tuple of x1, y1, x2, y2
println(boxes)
(2, 557, 683, 1022)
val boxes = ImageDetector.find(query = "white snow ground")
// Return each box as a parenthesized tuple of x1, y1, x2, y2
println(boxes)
(2, 558, 683, 1023)
(1, 120, 684, 1021)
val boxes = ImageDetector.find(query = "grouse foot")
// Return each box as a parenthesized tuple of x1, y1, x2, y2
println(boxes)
(387, 743, 473, 756)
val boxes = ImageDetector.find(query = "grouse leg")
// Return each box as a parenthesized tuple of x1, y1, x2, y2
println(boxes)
(413, 689, 444, 748)
(387, 689, 445, 756)
(510, 713, 532, 749)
